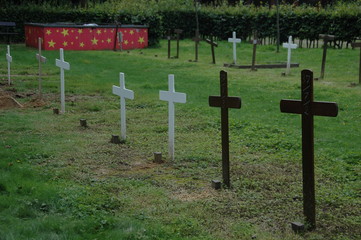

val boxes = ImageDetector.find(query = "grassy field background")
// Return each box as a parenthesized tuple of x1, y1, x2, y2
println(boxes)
(0, 39, 360, 240)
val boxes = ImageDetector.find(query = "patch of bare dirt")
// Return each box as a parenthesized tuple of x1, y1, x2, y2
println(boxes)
(0, 96, 23, 109)
(24, 97, 48, 108)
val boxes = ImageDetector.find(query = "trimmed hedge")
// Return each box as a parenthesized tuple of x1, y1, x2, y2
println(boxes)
(1, 4, 360, 47)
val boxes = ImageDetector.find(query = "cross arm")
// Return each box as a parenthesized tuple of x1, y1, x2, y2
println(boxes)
(160, 91, 186, 103)
(112, 86, 134, 100)
(36, 54, 47, 63)
(205, 39, 218, 47)
(319, 34, 336, 41)
(351, 42, 361, 48)
(280, 99, 338, 117)
(56, 59, 70, 70)
(6, 54, 12, 62)
(209, 96, 241, 109)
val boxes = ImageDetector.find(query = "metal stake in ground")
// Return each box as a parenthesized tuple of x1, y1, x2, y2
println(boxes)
(174, 29, 183, 58)
(6, 45, 12, 85)
(228, 31, 241, 65)
(251, 32, 258, 71)
(280, 69, 338, 230)
(192, 30, 202, 62)
(55, 48, 70, 114)
(205, 37, 218, 64)
(319, 34, 335, 79)
(159, 74, 186, 161)
(36, 37, 47, 98)
(209, 71, 242, 188)
(112, 72, 134, 141)
(282, 36, 298, 75)
(351, 42, 361, 84)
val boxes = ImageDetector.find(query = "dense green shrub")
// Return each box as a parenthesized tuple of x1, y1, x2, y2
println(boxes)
(1, 2, 360, 47)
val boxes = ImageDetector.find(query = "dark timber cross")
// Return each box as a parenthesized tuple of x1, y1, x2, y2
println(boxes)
(280, 69, 338, 230)
(167, 30, 172, 59)
(351, 42, 361, 84)
(209, 70, 242, 188)
(192, 30, 202, 62)
(319, 34, 336, 79)
(174, 29, 183, 58)
(251, 32, 258, 71)
(205, 36, 218, 64)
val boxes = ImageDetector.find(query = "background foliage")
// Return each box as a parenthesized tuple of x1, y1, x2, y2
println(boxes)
(0, 0, 360, 47)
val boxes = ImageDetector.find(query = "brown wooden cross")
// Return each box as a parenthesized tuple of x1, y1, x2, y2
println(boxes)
(280, 69, 338, 230)
(319, 34, 336, 79)
(167, 30, 172, 59)
(351, 42, 361, 84)
(251, 32, 259, 71)
(174, 29, 183, 59)
(205, 36, 218, 64)
(192, 30, 202, 62)
(209, 70, 242, 188)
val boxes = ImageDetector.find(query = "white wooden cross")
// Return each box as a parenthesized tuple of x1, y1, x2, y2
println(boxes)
(228, 31, 241, 65)
(55, 48, 70, 114)
(159, 74, 186, 161)
(6, 45, 12, 85)
(112, 72, 134, 141)
(282, 36, 298, 74)
(36, 37, 47, 98)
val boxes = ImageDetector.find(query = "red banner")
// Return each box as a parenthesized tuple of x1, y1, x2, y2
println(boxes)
(25, 24, 148, 51)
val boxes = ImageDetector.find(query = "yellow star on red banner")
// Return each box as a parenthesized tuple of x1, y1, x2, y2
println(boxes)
(46, 30, 52, 35)
(138, 37, 145, 44)
(129, 30, 134, 35)
(96, 29, 102, 35)
(107, 38, 112, 43)
(124, 40, 129, 45)
(80, 42, 85, 47)
(63, 41, 68, 47)
(48, 40, 56, 48)
(78, 29, 83, 34)
(91, 37, 98, 45)
(61, 29, 69, 37)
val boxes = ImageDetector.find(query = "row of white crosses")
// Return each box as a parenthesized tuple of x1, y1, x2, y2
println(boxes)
(112, 73, 186, 161)
(227, 31, 298, 73)
(4, 40, 69, 112)
(33, 37, 70, 113)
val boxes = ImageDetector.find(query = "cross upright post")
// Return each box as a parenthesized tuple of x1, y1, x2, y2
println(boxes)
(228, 31, 241, 65)
(117, 32, 123, 51)
(112, 72, 134, 141)
(159, 74, 187, 161)
(209, 71, 242, 188)
(167, 30, 172, 59)
(56, 48, 70, 114)
(251, 32, 258, 71)
(282, 36, 298, 75)
(319, 34, 335, 79)
(174, 29, 183, 59)
(205, 36, 218, 64)
(36, 37, 47, 98)
(351, 42, 361, 84)
(6, 45, 12, 85)
(280, 69, 338, 230)
(192, 30, 202, 62)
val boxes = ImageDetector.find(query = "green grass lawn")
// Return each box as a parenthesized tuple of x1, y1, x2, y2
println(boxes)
(0, 39, 360, 240)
